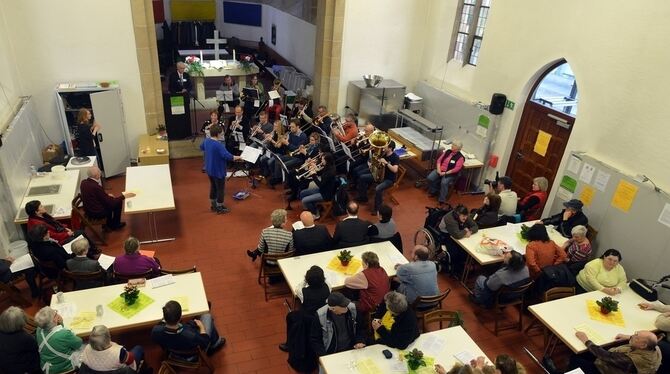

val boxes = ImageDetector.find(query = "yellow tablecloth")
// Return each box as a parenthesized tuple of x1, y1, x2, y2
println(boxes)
(326, 256, 362, 275)
(586, 299, 626, 327)
(108, 293, 155, 319)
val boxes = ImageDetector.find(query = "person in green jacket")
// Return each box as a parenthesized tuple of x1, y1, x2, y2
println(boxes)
(35, 306, 83, 374)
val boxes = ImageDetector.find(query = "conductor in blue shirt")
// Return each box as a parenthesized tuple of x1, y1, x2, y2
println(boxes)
(200, 124, 241, 214)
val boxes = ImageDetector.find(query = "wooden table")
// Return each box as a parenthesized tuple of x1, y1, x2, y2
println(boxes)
(277, 241, 408, 298)
(528, 287, 660, 354)
(14, 170, 80, 224)
(50, 272, 209, 337)
(124, 165, 176, 243)
(137, 134, 169, 166)
(319, 326, 491, 373)
(455, 222, 568, 290)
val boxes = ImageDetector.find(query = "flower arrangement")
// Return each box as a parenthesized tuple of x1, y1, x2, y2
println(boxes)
(240, 55, 254, 73)
(184, 55, 204, 77)
(596, 296, 619, 314)
(121, 284, 140, 306)
(404, 349, 427, 371)
(337, 249, 353, 266)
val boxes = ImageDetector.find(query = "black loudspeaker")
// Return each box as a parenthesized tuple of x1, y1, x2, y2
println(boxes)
(489, 93, 506, 115)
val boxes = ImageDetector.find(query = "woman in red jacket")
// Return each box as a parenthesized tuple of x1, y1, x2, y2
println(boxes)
(25, 200, 98, 254)
(344, 251, 390, 313)
(517, 176, 549, 221)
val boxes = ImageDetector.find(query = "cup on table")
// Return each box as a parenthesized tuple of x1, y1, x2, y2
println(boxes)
(56, 292, 64, 303)
(96, 305, 104, 317)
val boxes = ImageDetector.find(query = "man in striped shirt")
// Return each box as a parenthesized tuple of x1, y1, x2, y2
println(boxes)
(247, 209, 294, 262)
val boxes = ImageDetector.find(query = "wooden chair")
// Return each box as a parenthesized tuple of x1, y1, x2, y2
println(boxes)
(60, 269, 106, 291)
(258, 251, 295, 301)
(72, 193, 107, 245)
(113, 269, 154, 284)
(411, 288, 451, 330)
(29, 253, 61, 297)
(0, 274, 32, 307)
(160, 266, 197, 275)
(163, 346, 214, 373)
(586, 224, 598, 243)
(157, 362, 177, 374)
(526, 286, 575, 355)
(24, 314, 38, 335)
(422, 309, 464, 331)
(386, 165, 407, 205)
(491, 280, 534, 336)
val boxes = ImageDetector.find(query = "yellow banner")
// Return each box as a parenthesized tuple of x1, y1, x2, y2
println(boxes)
(171, 0, 216, 21)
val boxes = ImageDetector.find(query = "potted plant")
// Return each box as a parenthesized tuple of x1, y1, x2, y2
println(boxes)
(240, 55, 254, 73)
(519, 224, 531, 240)
(404, 348, 427, 372)
(337, 249, 353, 266)
(184, 55, 204, 77)
(596, 296, 619, 315)
(156, 124, 167, 138)
(121, 284, 140, 306)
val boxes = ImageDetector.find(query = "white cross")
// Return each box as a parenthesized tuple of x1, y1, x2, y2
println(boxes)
(206, 30, 227, 61)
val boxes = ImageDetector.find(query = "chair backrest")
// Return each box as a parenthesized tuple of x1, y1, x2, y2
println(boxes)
(412, 288, 451, 311)
(164, 346, 213, 371)
(395, 165, 407, 186)
(262, 250, 295, 264)
(160, 266, 197, 275)
(157, 362, 176, 374)
(113, 269, 154, 283)
(495, 280, 534, 307)
(422, 309, 464, 331)
(543, 286, 575, 302)
(61, 269, 106, 290)
(29, 253, 61, 280)
(586, 224, 598, 243)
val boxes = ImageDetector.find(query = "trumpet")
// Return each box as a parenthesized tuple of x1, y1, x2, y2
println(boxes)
(289, 144, 306, 157)
(296, 162, 324, 180)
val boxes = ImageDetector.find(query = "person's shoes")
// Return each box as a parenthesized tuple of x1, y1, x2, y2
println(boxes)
(247, 250, 259, 262)
(278, 343, 289, 352)
(542, 356, 560, 374)
(215, 206, 230, 214)
(210, 203, 217, 212)
(207, 338, 226, 356)
(109, 222, 126, 231)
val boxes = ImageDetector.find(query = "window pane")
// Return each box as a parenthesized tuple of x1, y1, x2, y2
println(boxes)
(482, 0, 492, 6)
(469, 37, 481, 65)
(458, 4, 475, 33)
(532, 63, 579, 116)
(475, 6, 489, 37)
(464, 0, 476, 4)
(454, 32, 468, 62)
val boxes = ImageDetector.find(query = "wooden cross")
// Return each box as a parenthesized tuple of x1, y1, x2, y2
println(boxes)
(206, 30, 227, 61)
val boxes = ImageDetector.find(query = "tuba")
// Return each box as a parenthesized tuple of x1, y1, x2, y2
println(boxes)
(367, 130, 391, 182)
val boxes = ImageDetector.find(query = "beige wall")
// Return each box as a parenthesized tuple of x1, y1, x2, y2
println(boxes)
(1, 0, 147, 158)
(0, 1, 22, 130)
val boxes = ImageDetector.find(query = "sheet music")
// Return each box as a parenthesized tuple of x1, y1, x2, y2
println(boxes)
(325, 136, 336, 152)
(454, 351, 477, 365)
(62, 235, 84, 254)
(268, 90, 280, 99)
(292, 221, 305, 230)
(97, 254, 116, 271)
(223, 90, 233, 101)
(240, 146, 262, 163)
(9, 253, 34, 273)
(149, 274, 175, 289)
(254, 99, 260, 107)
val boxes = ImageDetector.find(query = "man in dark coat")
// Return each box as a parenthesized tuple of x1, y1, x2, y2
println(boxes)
(333, 202, 372, 249)
(80, 166, 135, 230)
(293, 211, 332, 255)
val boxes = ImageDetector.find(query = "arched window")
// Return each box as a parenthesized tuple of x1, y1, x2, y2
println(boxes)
(531, 62, 578, 115)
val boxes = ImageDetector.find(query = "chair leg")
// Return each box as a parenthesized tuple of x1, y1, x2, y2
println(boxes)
(518, 305, 524, 331)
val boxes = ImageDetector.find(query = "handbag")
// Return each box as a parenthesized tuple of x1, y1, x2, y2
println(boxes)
(630, 279, 658, 302)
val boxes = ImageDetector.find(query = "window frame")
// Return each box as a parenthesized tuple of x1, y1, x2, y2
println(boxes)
(448, 0, 491, 66)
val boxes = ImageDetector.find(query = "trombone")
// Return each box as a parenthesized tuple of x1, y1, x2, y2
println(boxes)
(296, 161, 324, 180)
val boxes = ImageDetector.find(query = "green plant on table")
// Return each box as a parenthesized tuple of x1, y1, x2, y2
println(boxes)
(337, 249, 353, 265)
(596, 296, 619, 314)
(121, 284, 140, 306)
(404, 348, 427, 371)
(520, 224, 531, 240)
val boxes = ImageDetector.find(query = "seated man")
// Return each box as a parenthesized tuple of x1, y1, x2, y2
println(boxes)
(541, 199, 589, 238)
(356, 140, 399, 215)
(394, 246, 439, 304)
(151, 300, 225, 357)
(80, 166, 135, 230)
(569, 330, 661, 374)
(333, 202, 372, 249)
(113, 237, 160, 276)
(247, 209, 294, 262)
(310, 292, 366, 357)
(471, 249, 530, 307)
(496, 176, 518, 216)
(293, 211, 332, 256)
(438, 204, 479, 274)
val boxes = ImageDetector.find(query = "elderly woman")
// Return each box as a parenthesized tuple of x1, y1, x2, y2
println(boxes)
(525, 224, 567, 279)
(81, 325, 143, 372)
(562, 225, 592, 263)
(344, 251, 390, 313)
(247, 209, 294, 262)
(113, 237, 160, 276)
(35, 306, 83, 373)
(576, 248, 627, 295)
(66, 238, 104, 289)
(471, 249, 529, 307)
(426, 141, 465, 205)
(0, 306, 40, 374)
(516, 176, 549, 221)
(371, 291, 420, 349)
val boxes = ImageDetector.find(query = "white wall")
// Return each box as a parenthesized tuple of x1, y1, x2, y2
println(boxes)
(1, 0, 146, 159)
(336, 0, 429, 114)
(0, 2, 22, 131)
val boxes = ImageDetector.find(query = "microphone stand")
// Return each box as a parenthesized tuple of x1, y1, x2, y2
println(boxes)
(189, 91, 207, 143)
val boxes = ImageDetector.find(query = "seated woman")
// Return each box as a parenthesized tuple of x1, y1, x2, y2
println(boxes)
(516, 176, 549, 221)
(471, 249, 529, 307)
(201, 110, 223, 138)
(113, 237, 160, 276)
(35, 306, 83, 373)
(344, 252, 390, 314)
(368, 204, 398, 241)
(0, 306, 40, 374)
(436, 355, 526, 374)
(540, 199, 589, 238)
(576, 248, 627, 295)
(525, 223, 567, 279)
(66, 238, 104, 289)
(563, 225, 592, 263)
(246, 209, 294, 262)
(299, 152, 337, 220)
(371, 291, 419, 349)
(471, 193, 502, 229)
(28, 224, 73, 278)
(81, 325, 143, 372)
(25, 200, 97, 253)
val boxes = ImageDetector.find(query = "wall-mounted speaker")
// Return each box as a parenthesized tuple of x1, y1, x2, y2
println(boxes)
(489, 93, 506, 115)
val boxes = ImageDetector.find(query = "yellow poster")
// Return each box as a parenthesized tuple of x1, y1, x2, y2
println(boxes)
(580, 185, 595, 207)
(533, 130, 552, 157)
(172, 0, 216, 21)
(611, 180, 638, 212)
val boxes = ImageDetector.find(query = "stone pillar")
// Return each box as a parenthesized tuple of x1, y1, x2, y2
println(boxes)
(313, 0, 345, 111)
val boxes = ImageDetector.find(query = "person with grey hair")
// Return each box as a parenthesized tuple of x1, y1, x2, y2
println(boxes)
(80, 165, 135, 231)
(66, 237, 104, 289)
(563, 224, 592, 263)
(0, 306, 40, 373)
(168, 61, 192, 94)
(80, 325, 143, 372)
(426, 141, 465, 206)
(113, 236, 160, 276)
(370, 291, 419, 349)
(247, 209, 294, 262)
(35, 306, 83, 373)
(344, 251, 390, 313)
(394, 245, 440, 304)
(516, 176, 549, 221)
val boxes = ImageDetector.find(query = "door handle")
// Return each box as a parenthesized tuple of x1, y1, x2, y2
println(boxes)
(516, 152, 524, 159)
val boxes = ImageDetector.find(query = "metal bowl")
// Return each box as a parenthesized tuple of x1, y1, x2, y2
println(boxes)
(363, 74, 383, 87)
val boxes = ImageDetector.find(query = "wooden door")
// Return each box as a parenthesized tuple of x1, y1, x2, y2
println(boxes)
(505, 97, 575, 197)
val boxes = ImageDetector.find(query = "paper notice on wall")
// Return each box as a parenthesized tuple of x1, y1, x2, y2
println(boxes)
(560, 175, 578, 193)
(580, 185, 595, 207)
(658, 203, 670, 229)
(557, 187, 573, 201)
(579, 163, 596, 184)
(476, 115, 490, 138)
(170, 96, 185, 115)
(567, 155, 582, 174)
(611, 180, 638, 212)
(593, 170, 611, 192)
(533, 130, 552, 157)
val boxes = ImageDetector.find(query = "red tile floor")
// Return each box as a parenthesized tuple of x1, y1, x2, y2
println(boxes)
(9, 157, 571, 373)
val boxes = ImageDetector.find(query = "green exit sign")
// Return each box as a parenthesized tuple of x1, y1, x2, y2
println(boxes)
(505, 99, 515, 110)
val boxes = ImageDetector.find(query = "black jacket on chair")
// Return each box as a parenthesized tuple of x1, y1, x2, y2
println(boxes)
(333, 218, 372, 249)
(293, 225, 332, 256)
(29, 240, 72, 278)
